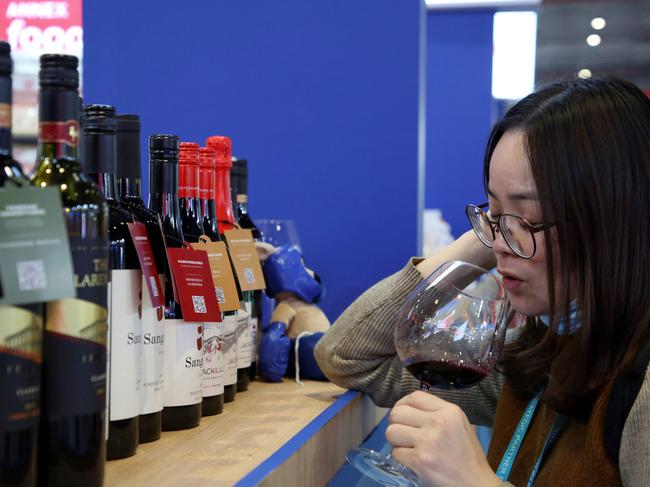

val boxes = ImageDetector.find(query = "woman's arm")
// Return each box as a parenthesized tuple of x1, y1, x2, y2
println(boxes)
(619, 366, 650, 486)
(314, 231, 503, 426)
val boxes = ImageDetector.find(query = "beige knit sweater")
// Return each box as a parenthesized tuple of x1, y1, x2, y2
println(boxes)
(314, 259, 650, 486)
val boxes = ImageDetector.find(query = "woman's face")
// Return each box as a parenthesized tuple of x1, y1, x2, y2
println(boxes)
(487, 130, 552, 316)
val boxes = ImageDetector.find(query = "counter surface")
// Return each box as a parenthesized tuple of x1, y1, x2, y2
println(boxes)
(105, 380, 384, 487)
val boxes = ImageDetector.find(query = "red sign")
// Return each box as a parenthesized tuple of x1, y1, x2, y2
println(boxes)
(127, 222, 165, 308)
(167, 247, 222, 323)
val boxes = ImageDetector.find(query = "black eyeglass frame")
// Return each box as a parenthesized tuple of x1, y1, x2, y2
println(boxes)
(465, 203, 550, 259)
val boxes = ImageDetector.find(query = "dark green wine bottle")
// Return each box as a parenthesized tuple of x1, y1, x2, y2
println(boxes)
(31, 54, 109, 487)
(0, 40, 42, 487)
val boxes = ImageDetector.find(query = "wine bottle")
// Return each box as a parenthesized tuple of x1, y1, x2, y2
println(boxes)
(206, 135, 247, 396)
(178, 142, 205, 242)
(148, 135, 202, 431)
(197, 146, 225, 416)
(80, 104, 141, 460)
(0, 41, 26, 188)
(231, 157, 261, 382)
(0, 40, 42, 487)
(31, 54, 108, 487)
(115, 115, 166, 443)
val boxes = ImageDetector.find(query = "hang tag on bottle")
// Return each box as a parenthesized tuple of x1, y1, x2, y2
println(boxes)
(223, 229, 266, 291)
(0, 187, 75, 305)
(127, 222, 165, 308)
(190, 239, 240, 313)
(166, 247, 222, 322)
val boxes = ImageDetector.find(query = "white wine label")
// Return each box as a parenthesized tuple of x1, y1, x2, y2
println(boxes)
(163, 319, 203, 407)
(109, 270, 142, 421)
(236, 303, 252, 368)
(140, 274, 165, 415)
(46, 236, 108, 418)
(202, 321, 224, 397)
(250, 317, 259, 360)
(222, 314, 238, 386)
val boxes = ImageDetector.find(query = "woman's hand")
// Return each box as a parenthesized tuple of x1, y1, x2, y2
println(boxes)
(387, 391, 501, 487)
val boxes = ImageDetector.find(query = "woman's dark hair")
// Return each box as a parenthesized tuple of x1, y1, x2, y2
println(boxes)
(486, 77, 650, 416)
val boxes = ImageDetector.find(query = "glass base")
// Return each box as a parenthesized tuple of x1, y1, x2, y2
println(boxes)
(346, 448, 421, 487)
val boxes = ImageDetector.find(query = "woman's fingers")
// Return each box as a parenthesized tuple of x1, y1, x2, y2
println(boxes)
(394, 390, 452, 412)
(389, 404, 432, 428)
(385, 423, 418, 448)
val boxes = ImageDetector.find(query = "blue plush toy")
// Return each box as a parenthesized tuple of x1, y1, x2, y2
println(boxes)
(257, 245, 330, 383)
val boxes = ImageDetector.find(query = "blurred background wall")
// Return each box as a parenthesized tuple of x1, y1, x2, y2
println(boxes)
(1, 0, 648, 321)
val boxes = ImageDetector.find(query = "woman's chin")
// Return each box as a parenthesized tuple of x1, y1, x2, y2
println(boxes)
(508, 295, 549, 319)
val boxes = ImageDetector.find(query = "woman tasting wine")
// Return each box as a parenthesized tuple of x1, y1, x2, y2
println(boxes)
(315, 77, 650, 486)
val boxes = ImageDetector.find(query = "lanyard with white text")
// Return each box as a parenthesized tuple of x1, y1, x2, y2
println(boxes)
(496, 392, 570, 486)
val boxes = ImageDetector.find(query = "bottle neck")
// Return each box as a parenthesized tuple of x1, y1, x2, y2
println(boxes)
(215, 165, 235, 232)
(236, 194, 249, 215)
(179, 162, 200, 200)
(88, 172, 117, 200)
(118, 176, 143, 203)
(37, 88, 80, 162)
(0, 75, 11, 157)
(148, 161, 184, 246)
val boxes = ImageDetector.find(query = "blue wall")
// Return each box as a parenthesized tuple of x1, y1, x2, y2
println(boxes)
(426, 10, 494, 236)
(83, 1, 424, 321)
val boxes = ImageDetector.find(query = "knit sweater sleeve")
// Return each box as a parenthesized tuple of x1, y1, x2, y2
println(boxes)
(314, 258, 505, 427)
(619, 365, 650, 486)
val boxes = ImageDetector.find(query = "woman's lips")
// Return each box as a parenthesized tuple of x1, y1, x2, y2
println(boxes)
(498, 269, 523, 291)
(503, 276, 523, 291)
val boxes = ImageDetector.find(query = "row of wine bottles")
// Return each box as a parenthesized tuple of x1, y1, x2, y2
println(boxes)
(0, 44, 262, 487)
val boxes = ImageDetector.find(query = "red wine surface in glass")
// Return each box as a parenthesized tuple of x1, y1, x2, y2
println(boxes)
(406, 360, 488, 389)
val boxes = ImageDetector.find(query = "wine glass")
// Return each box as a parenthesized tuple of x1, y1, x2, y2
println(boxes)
(346, 260, 508, 487)
(255, 219, 302, 252)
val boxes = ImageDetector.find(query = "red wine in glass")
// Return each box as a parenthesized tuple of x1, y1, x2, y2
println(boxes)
(346, 260, 508, 487)
(406, 360, 489, 389)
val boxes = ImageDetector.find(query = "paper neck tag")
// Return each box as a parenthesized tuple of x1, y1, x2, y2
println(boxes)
(223, 229, 266, 291)
(127, 222, 165, 308)
(0, 186, 75, 305)
(190, 239, 240, 313)
(166, 247, 222, 322)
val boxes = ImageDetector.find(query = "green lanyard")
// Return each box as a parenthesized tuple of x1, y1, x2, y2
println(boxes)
(496, 393, 569, 486)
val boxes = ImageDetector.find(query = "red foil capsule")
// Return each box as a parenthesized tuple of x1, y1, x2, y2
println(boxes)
(205, 136, 235, 232)
(178, 141, 200, 199)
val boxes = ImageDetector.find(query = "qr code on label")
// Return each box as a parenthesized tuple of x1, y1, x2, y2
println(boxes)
(243, 267, 255, 284)
(149, 276, 159, 297)
(215, 287, 225, 304)
(16, 260, 47, 291)
(192, 295, 207, 314)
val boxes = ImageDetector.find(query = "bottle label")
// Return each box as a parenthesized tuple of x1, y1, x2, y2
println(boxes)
(163, 319, 203, 407)
(0, 305, 42, 432)
(45, 236, 109, 418)
(140, 274, 165, 415)
(203, 321, 224, 397)
(108, 269, 142, 421)
(39, 120, 80, 147)
(237, 303, 252, 367)
(0, 103, 11, 128)
(236, 194, 248, 204)
(222, 314, 238, 386)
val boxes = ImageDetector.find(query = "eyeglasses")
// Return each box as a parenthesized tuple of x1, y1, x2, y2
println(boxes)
(466, 203, 549, 259)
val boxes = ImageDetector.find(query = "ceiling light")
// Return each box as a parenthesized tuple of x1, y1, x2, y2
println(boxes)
(586, 34, 601, 47)
(578, 69, 592, 79)
(591, 17, 606, 30)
